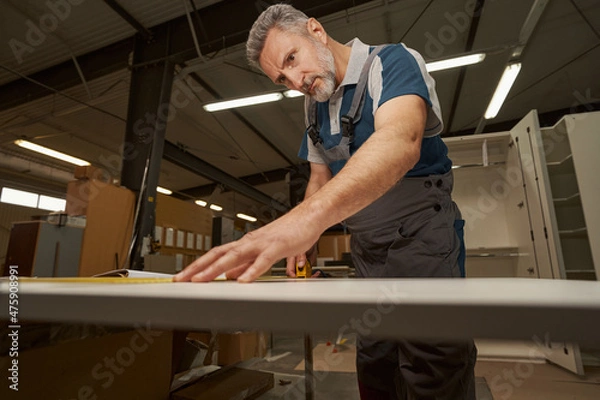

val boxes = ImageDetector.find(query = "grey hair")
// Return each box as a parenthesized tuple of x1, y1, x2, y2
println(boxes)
(246, 4, 310, 70)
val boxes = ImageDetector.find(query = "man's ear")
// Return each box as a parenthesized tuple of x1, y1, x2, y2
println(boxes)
(306, 18, 327, 44)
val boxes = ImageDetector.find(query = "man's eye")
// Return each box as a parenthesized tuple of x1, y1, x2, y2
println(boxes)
(288, 53, 295, 62)
(277, 76, 286, 84)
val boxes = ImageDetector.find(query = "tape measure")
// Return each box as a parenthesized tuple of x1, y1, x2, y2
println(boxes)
(295, 260, 312, 279)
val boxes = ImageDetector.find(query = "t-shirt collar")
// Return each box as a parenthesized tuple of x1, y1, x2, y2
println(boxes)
(338, 38, 370, 89)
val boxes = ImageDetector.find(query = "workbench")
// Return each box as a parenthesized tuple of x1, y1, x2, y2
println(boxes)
(2, 278, 600, 344)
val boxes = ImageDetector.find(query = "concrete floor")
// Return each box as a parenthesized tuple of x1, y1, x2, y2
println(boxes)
(245, 333, 493, 400)
(241, 333, 600, 400)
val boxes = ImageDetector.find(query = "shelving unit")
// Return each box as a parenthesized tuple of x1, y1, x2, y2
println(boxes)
(539, 113, 599, 281)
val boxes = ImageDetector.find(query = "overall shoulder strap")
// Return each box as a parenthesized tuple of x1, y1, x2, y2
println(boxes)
(345, 45, 386, 122)
(305, 44, 388, 145)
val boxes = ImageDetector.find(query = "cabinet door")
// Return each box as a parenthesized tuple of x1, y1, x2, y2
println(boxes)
(509, 111, 548, 278)
(512, 111, 583, 375)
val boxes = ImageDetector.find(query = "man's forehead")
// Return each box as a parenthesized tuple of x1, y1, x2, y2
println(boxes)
(259, 29, 295, 69)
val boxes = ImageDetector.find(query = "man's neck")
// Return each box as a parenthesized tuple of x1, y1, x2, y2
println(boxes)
(328, 39, 352, 87)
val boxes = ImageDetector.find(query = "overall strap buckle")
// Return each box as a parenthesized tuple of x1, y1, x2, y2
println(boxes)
(341, 115, 355, 143)
(307, 124, 323, 145)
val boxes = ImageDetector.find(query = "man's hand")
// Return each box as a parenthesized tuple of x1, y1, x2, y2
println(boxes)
(286, 243, 318, 277)
(174, 212, 322, 283)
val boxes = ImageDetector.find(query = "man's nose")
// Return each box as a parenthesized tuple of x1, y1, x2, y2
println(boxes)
(287, 71, 304, 91)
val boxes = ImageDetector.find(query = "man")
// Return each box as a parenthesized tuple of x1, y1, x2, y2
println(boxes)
(175, 4, 476, 399)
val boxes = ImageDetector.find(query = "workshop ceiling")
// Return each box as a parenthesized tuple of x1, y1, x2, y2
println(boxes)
(0, 0, 598, 223)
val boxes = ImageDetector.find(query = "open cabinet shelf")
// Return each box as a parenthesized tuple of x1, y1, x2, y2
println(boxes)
(558, 227, 588, 238)
(547, 153, 575, 175)
(466, 247, 520, 258)
(553, 192, 581, 206)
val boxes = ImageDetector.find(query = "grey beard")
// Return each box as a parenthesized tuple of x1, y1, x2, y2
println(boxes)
(311, 40, 336, 102)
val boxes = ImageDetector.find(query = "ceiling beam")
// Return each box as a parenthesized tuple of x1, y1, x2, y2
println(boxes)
(0, 38, 132, 112)
(0, 0, 373, 113)
(445, 0, 485, 133)
(103, 0, 153, 41)
(179, 167, 293, 198)
(163, 140, 290, 213)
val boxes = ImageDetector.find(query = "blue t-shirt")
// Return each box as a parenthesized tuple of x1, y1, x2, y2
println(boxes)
(298, 39, 451, 177)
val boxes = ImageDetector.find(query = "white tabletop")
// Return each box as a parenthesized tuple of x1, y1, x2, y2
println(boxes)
(2, 278, 600, 343)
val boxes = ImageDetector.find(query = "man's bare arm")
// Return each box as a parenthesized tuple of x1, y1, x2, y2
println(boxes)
(174, 94, 425, 282)
(284, 162, 332, 277)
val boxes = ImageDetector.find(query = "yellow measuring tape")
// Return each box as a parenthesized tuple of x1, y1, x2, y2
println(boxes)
(18, 277, 174, 284)
(16, 275, 292, 284)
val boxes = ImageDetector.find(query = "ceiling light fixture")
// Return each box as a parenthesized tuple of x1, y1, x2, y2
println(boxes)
(195, 199, 207, 207)
(156, 186, 172, 195)
(203, 92, 283, 112)
(236, 213, 257, 222)
(484, 62, 522, 119)
(14, 140, 90, 166)
(426, 53, 486, 72)
(209, 204, 223, 211)
(201, 53, 486, 113)
(283, 90, 304, 98)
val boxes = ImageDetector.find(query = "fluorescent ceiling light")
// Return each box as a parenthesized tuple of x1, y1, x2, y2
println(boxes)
(484, 62, 522, 119)
(236, 213, 257, 222)
(14, 140, 90, 166)
(209, 204, 223, 211)
(426, 53, 486, 72)
(195, 199, 207, 207)
(38, 195, 66, 211)
(1, 187, 39, 208)
(283, 90, 304, 98)
(202, 54, 485, 113)
(203, 93, 283, 112)
(157, 186, 172, 195)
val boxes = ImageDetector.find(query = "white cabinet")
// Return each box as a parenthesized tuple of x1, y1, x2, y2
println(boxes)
(446, 110, 599, 281)
(445, 110, 600, 375)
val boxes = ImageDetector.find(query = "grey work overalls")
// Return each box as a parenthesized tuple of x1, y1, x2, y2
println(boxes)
(306, 46, 476, 400)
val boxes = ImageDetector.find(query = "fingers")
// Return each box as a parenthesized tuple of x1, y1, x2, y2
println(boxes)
(174, 242, 241, 282)
(311, 270, 322, 278)
(296, 253, 307, 267)
(190, 248, 246, 282)
(174, 246, 227, 282)
(226, 263, 252, 280)
(286, 256, 297, 277)
(238, 256, 273, 283)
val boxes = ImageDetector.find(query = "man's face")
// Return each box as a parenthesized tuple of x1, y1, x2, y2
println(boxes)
(259, 27, 336, 102)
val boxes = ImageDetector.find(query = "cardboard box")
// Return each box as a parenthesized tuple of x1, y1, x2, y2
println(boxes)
(0, 329, 173, 400)
(64, 179, 136, 276)
(66, 179, 126, 216)
(318, 234, 351, 260)
(74, 165, 111, 182)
